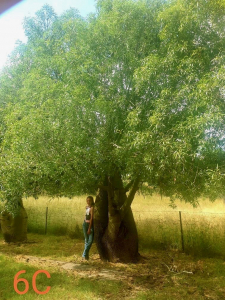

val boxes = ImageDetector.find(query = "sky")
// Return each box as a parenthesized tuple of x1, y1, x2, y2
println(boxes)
(0, 0, 96, 70)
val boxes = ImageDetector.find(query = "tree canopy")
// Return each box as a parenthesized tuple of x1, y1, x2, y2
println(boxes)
(0, 0, 224, 211)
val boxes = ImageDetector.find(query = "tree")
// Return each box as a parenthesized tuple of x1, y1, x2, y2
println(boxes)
(0, 0, 224, 261)
(134, 0, 225, 203)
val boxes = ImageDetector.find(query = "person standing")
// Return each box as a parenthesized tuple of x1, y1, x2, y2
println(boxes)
(82, 196, 94, 260)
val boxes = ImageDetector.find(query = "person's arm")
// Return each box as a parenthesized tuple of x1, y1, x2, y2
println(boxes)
(87, 207, 93, 234)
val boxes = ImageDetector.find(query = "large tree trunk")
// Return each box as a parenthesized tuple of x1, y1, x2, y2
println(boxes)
(0, 198, 28, 243)
(94, 174, 139, 263)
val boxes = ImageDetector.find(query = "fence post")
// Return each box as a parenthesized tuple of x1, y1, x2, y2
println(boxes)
(179, 211, 184, 252)
(45, 207, 48, 235)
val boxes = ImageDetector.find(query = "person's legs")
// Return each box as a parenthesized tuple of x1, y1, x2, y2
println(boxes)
(82, 222, 89, 259)
(85, 227, 94, 258)
(82, 223, 94, 260)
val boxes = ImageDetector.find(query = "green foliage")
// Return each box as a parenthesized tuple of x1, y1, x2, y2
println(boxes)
(0, 0, 224, 208)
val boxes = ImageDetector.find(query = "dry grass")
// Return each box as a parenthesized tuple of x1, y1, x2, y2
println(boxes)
(132, 193, 225, 257)
(132, 192, 225, 213)
(2, 194, 225, 258)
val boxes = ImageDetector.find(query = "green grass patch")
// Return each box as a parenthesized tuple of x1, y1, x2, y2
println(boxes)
(0, 232, 225, 300)
(0, 254, 124, 300)
(0, 232, 97, 260)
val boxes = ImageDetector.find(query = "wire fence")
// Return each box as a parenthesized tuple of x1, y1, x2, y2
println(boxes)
(1, 205, 225, 257)
(135, 210, 225, 255)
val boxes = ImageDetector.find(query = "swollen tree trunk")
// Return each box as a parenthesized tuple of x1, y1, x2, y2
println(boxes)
(94, 174, 140, 263)
(0, 198, 28, 243)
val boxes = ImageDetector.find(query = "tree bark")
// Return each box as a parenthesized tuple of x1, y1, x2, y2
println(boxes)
(0, 198, 28, 243)
(94, 174, 139, 263)
(94, 186, 109, 261)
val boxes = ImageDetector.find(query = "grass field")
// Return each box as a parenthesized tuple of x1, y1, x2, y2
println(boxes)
(0, 247, 123, 300)
(0, 232, 225, 300)
(1, 193, 225, 258)
(1, 195, 225, 299)
(15, 193, 225, 258)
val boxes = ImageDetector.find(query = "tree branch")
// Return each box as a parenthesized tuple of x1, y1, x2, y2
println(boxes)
(120, 176, 140, 218)
(127, 177, 140, 206)
(124, 179, 134, 193)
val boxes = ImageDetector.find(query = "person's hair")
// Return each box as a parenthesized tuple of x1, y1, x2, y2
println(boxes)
(87, 196, 94, 206)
